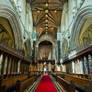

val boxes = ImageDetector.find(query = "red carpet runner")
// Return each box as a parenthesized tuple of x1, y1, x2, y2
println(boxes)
(35, 75, 57, 92)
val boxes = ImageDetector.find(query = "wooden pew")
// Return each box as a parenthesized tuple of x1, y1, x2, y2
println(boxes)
(69, 73, 91, 80)
(63, 74, 90, 87)
(55, 72, 91, 80)
(54, 72, 91, 86)
(3, 74, 27, 85)
(16, 75, 40, 92)
(53, 74, 75, 92)
(2, 74, 28, 87)
(57, 73, 92, 92)
(0, 74, 28, 92)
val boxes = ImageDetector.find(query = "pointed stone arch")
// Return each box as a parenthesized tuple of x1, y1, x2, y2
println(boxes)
(37, 34, 55, 46)
(70, 6, 92, 50)
(0, 4, 23, 49)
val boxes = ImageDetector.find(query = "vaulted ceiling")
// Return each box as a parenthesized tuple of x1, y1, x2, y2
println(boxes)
(30, 0, 67, 38)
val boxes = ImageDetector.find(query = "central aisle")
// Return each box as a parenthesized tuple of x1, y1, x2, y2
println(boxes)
(35, 75, 57, 92)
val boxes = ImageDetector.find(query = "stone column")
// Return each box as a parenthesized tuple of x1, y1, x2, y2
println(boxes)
(80, 57, 85, 74)
(88, 54, 92, 74)
(14, 59, 16, 73)
(57, 41, 60, 63)
(18, 60, 21, 73)
(0, 54, 3, 74)
(77, 59, 81, 74)
(55, 41, 58, 63)
(53, 45, 55, 60)
(4, 56, 8, 74)
(86, 55, 90, 74)
(6, 57, 9, 75)
(72, 61, 75, 73)
(79, 58, 84, 74)
(74, 60, 77, 73)
(8, 58, 12, 74)
(84, 56, 88, 74)
(11, 58, 15, 74)
(1, 55, 6, 74)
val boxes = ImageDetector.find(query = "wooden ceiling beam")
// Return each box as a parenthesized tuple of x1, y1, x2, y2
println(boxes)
(31, 2, 61, 5)
(32, 7, 63, 11)
(35, 14, 46, 26)
(36, 25, 58, 29)
(30, 0, 67, 6)
(31, 0, 63, 37)
(35, 17, 57, 28)
(48, 12, 57, 24)
(31, 2, 63, 10)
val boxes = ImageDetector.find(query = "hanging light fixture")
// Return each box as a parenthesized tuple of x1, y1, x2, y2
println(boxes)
(45, 9, 49, 13)
(37, 10, 40, 13)
(45, 19, 48, 23)
(46, 24, 48, 26)
(45, 14, 48, 18)
(46, 26, 48, 29)
(54, 10, 57, 13)
(45, 1, 49, 35)
(45, 2, 48, 7)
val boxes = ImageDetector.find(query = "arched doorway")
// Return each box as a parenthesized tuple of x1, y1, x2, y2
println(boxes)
(38, 40, 53, 60)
